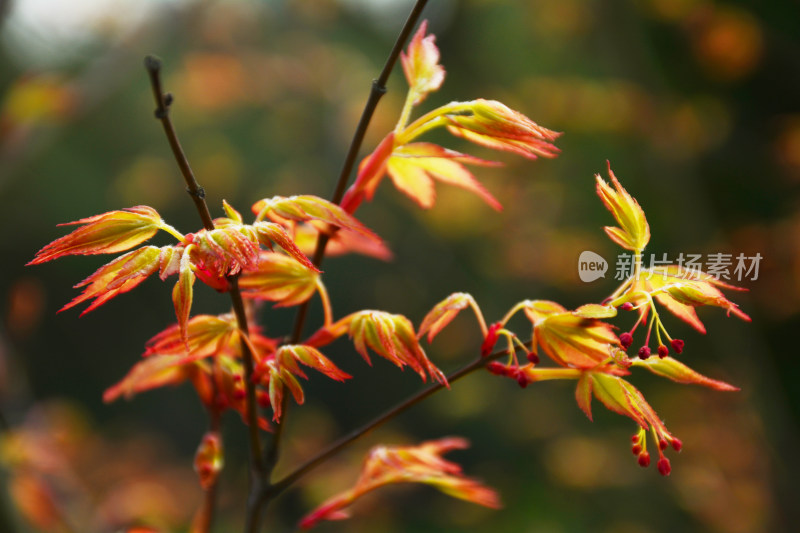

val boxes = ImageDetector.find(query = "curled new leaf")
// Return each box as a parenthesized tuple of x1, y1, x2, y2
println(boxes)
(273, 344, 351, 383)
(631, 356, 739, 391)
(28, 206, 164, 264)
(173, 250, 196, 347)
(524, 300, 619, 369)
(401, 20, 445, 105)
(299, 437, 500, 530)
(444, 99, 561, 160)
(347, 311, 447, 385)
(418, 292, 484, 343)
(144, 314, 239, 358)
(239, 252, 320, 307)
(252, 221, 318, 272)
(60, 246, 162, 315)
(595, 162, 650, 252)
(252, 195, 381, 246)
(579, 371, 682, 474)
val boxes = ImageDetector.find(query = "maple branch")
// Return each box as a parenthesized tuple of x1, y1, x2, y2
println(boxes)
(265, 344, 525, 501)
(252, 2, 429, 527)
(144, 56, 265, 531)
(288, 0, 430, 342)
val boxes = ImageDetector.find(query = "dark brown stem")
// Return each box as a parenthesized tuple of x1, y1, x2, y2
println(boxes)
(145, 55, 265, 531)
(144, 56, 215, 232)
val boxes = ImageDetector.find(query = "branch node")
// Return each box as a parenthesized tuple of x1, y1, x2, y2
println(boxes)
(164, 93, 174, 107)
(144, 54, 162, 74)
(371, 79, 387, 95)
(187, 186, 206, 199)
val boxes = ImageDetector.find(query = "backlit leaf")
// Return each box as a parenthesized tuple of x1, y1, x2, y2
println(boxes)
(28, 206, 164, 264)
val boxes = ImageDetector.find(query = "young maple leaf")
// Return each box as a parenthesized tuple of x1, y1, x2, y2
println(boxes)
(194, 432, 224, 491)
(417, 292, 487, 344)
(309, 310, 448, 385)
(386, 143, 502, 210)
(630, 356, 739, 391)
(575, 371, 684, 475)
(443, 99, 562, 160)
(290, 221, 393, 261)
(143, 313, 242, 359)
(255, 344, 351, 421)
(238, 251, 320, 307)
(522, 300, 620, 369)
(252, 195, 382, 245)
(299, 437, 500, 530)
(401, 20, 445, 106)
(596, 162, 650, 253)
(28, 206, 166, 264)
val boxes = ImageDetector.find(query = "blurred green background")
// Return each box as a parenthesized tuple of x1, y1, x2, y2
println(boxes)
(0, 0, 798, 531)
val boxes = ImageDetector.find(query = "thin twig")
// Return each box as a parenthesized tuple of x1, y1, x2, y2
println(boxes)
(144, 55, 265, 532)
(265, 345, 520, 501)
(254, 2, 430, 528)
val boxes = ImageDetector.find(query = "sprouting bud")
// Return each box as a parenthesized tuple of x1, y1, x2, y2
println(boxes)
(215, 393, 229, 410)
(256, 390, 271, 408)
(619, 332, 633, 349)
(620, 302, 634, 311)
(657, 345, 669, 358)
(671, 339, 685, 354)
(526, 352, 540, 365)
(637, 346, 651, 359)
(481, 322, 502, 357)
(658, 439, 668, 451)
(631, 443, 642, 455)
(671, 438, 683, 452)
(486, 361, 508, 376)
(638, 451, 651, 468)
(516, 373, 529, 389)
(657, 457, 672, 476)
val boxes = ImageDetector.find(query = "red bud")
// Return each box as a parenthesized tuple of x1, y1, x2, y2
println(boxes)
(671, 339, 685, 354)
(619, 332, 633, 349)
(657, 345, 669, 358)
(526, 352, 540, 365)
(657, 457, 671, 476)
(638, 451, 651, 467)
(481, 322, 502, 357)
(637, 346, 651, 359)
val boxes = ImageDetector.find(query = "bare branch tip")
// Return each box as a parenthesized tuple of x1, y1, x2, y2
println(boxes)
(144, 55, 162, 74)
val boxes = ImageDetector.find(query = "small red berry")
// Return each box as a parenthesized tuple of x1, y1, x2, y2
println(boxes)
(619, 332, 633, 349)
(657, 345, 669, 358)
(526, 352, 540, 364)
(671, 339, 685, 354)
(658, 439, 668, 451)
(632, 443, 642, 455)
(233, 388, 246, 401)
(620, 302, 634, 311)
(637, 346, 651, 359)
(671, 438, 683, 452)
(516, 374, 529, 389)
